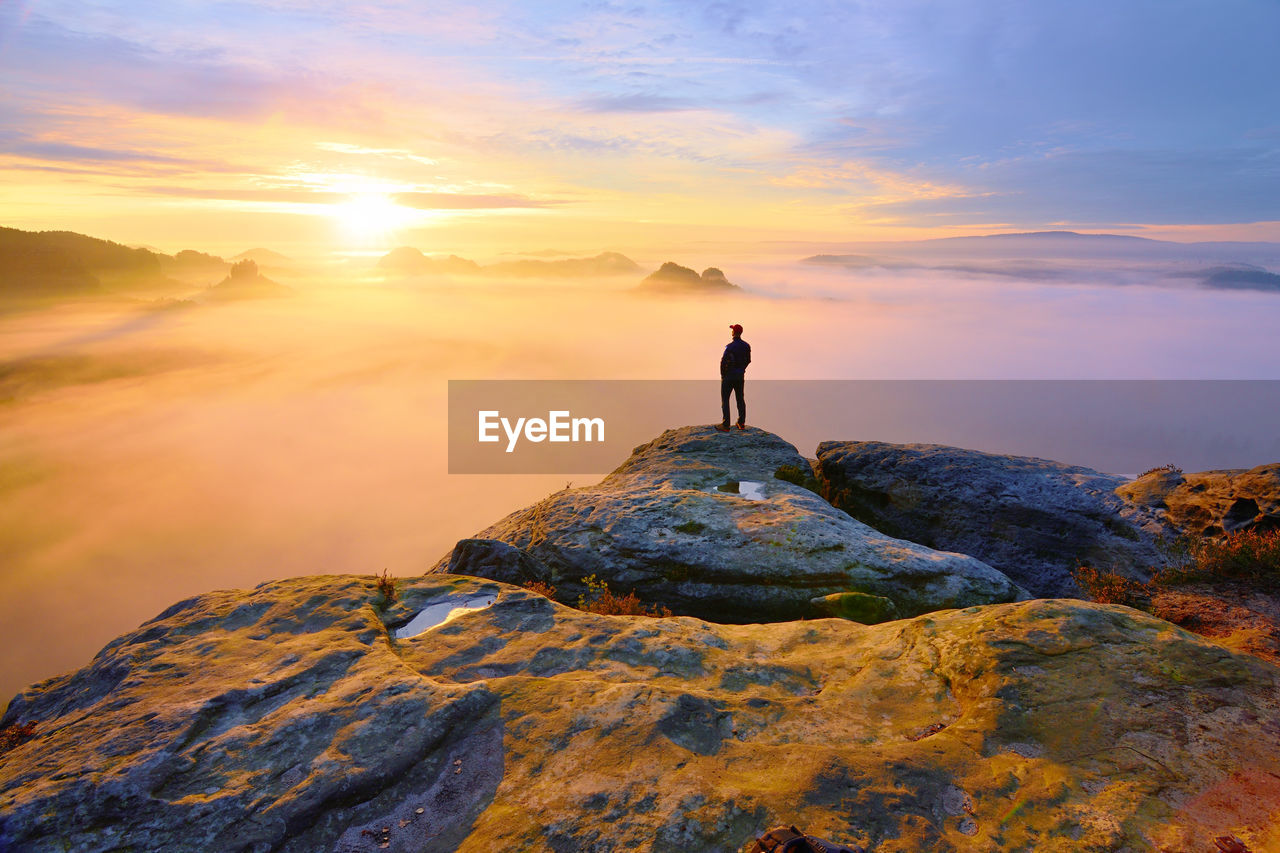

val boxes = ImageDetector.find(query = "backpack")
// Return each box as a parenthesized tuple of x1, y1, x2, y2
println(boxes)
(748, 824, 864, 853)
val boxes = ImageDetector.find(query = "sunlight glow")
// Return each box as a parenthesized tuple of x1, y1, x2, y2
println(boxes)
(331, 194, 420, 244)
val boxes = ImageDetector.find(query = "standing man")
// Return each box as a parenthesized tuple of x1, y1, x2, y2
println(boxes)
(717, 323, 751, 431)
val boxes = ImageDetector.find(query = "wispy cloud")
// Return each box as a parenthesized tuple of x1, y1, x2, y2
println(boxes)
(135, 186, 561, 211)
(574, 94, 702, 113)
(394, 192, 562, 210)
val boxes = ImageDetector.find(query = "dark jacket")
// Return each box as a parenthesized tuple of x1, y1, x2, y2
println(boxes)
(721, 338, 751, 378)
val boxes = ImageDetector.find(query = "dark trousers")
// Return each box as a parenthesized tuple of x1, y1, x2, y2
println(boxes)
(721, 374, 745, 425)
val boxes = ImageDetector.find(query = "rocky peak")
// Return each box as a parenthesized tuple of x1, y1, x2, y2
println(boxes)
(637, 262, 739, 292)
(436, 425, 1025, 622)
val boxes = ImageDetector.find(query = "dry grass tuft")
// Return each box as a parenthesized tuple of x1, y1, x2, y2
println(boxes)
(1163, 529, 1280, 583)
(0, 721, 37, 756)
(374, 568, 397, 607)
(1071, 565, 1152, 609)
(522, 580, 557, 599)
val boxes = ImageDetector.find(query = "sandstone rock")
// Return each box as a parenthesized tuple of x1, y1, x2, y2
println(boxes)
(815, 441, 1169, 598)
(637, 262, 739, 293)
(436, 426, 1025, 622)
(1117, 463, 1280, 537)
(809, 590, 900, 623)
(205, 258, 292, 301)
(3, 574, 1278, 852)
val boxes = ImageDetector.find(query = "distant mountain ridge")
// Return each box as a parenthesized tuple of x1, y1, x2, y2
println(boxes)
(234, 248, 292, 265)
(377, 247, 640, 278)
(802, 229, 1280, 292)
(636, 261, 739, 293)
(803, 230, 1280, 260)
(0, 226, 162, 297)
(0, 226, 295, 300)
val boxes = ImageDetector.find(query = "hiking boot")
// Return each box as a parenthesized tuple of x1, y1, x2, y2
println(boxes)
(750, 825, 864, 853)
(715, 422, 731, 432)
(735, 421, 747, 430)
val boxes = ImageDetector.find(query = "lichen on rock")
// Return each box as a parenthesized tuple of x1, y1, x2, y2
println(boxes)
(2, 575, 1278, 852)
(436, 426, 1027, 622)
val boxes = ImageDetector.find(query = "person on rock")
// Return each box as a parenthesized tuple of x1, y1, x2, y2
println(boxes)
(717, 323, 751, 432)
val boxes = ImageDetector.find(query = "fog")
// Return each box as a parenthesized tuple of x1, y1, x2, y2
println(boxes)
(3, 258, 1279, 701)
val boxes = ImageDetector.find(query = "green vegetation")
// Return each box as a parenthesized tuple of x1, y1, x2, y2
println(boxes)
(1160, 529, 1280, 583)
(673, 521, 706, 535)
(1073, 529, 1280, 608)
(1071, 565, 1152, 609)
(577, 574, 672, 617)
(774, 463, 821, 494)
(1138, 463, 1183, 478)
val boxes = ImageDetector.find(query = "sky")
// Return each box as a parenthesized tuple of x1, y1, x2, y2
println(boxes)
(2, 0, 1279, 256)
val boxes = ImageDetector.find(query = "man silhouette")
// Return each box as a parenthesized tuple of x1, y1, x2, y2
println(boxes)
(717, 323, 751, 431)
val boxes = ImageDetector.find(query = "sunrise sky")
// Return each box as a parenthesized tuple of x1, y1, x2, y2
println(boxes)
(2, 0, 1279, 255)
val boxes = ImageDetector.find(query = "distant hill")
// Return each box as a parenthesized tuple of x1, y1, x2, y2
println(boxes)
(163, 249, 228, 278)
(376, 247, 482, 276)
(204, 259, 292, 301)
(486, 252, 640, 278)
(0, 228, 102, 298)
(233, 248, 292, 266)
(0, 226, 177, 299)
(1198, 265, 1280, 292)
(636, 262, 740, 293)
(803, 230, 1280, 264)
(376, 248, 639, 278)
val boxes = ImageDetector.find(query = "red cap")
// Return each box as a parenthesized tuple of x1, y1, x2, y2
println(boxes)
(729, 324, 743, 335)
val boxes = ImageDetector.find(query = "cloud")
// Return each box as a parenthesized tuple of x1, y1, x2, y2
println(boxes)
(574, 94, 702, 113)
(0, 135, 200, 167)
(133, 186, 560, 211)
(866, 148, 1280, 226)
(3, 19, 332, 122)
(394, 192, 562, 210)
(313, 142, 438, 165)
(143, 187, 348, 205)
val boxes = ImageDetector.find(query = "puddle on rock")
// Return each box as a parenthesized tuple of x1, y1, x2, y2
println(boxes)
(709, 480, 766, 501)
(394, 593, 496, 639)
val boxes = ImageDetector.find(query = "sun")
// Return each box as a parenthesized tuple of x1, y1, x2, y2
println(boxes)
(331, 193, 419, 245)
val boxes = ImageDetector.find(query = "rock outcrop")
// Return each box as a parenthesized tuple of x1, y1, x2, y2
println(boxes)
(815, 442, 1169, 598)
(435, 426, 1025, 621)
(1117, 463, 1280, 537)
(3, 574, 1278, 852)
(637, 262, 739, 293)
(205, 259, 292, 300)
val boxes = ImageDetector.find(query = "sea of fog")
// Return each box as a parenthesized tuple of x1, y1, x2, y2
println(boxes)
(3, 259, 1280, 700)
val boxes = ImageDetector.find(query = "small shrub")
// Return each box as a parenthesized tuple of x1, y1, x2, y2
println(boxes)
(673, 521, 706, 535)
(1170, 529, 1280, 583)
(522, 580, 557, 599)
(577, 574, 672, 617)
(0, 721, 37, 756)
(1138, 463, 1182, 478)
(1072, 565, 1152, 609)
(374, 569, 398, 607)
(775, 463, 821, 494)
